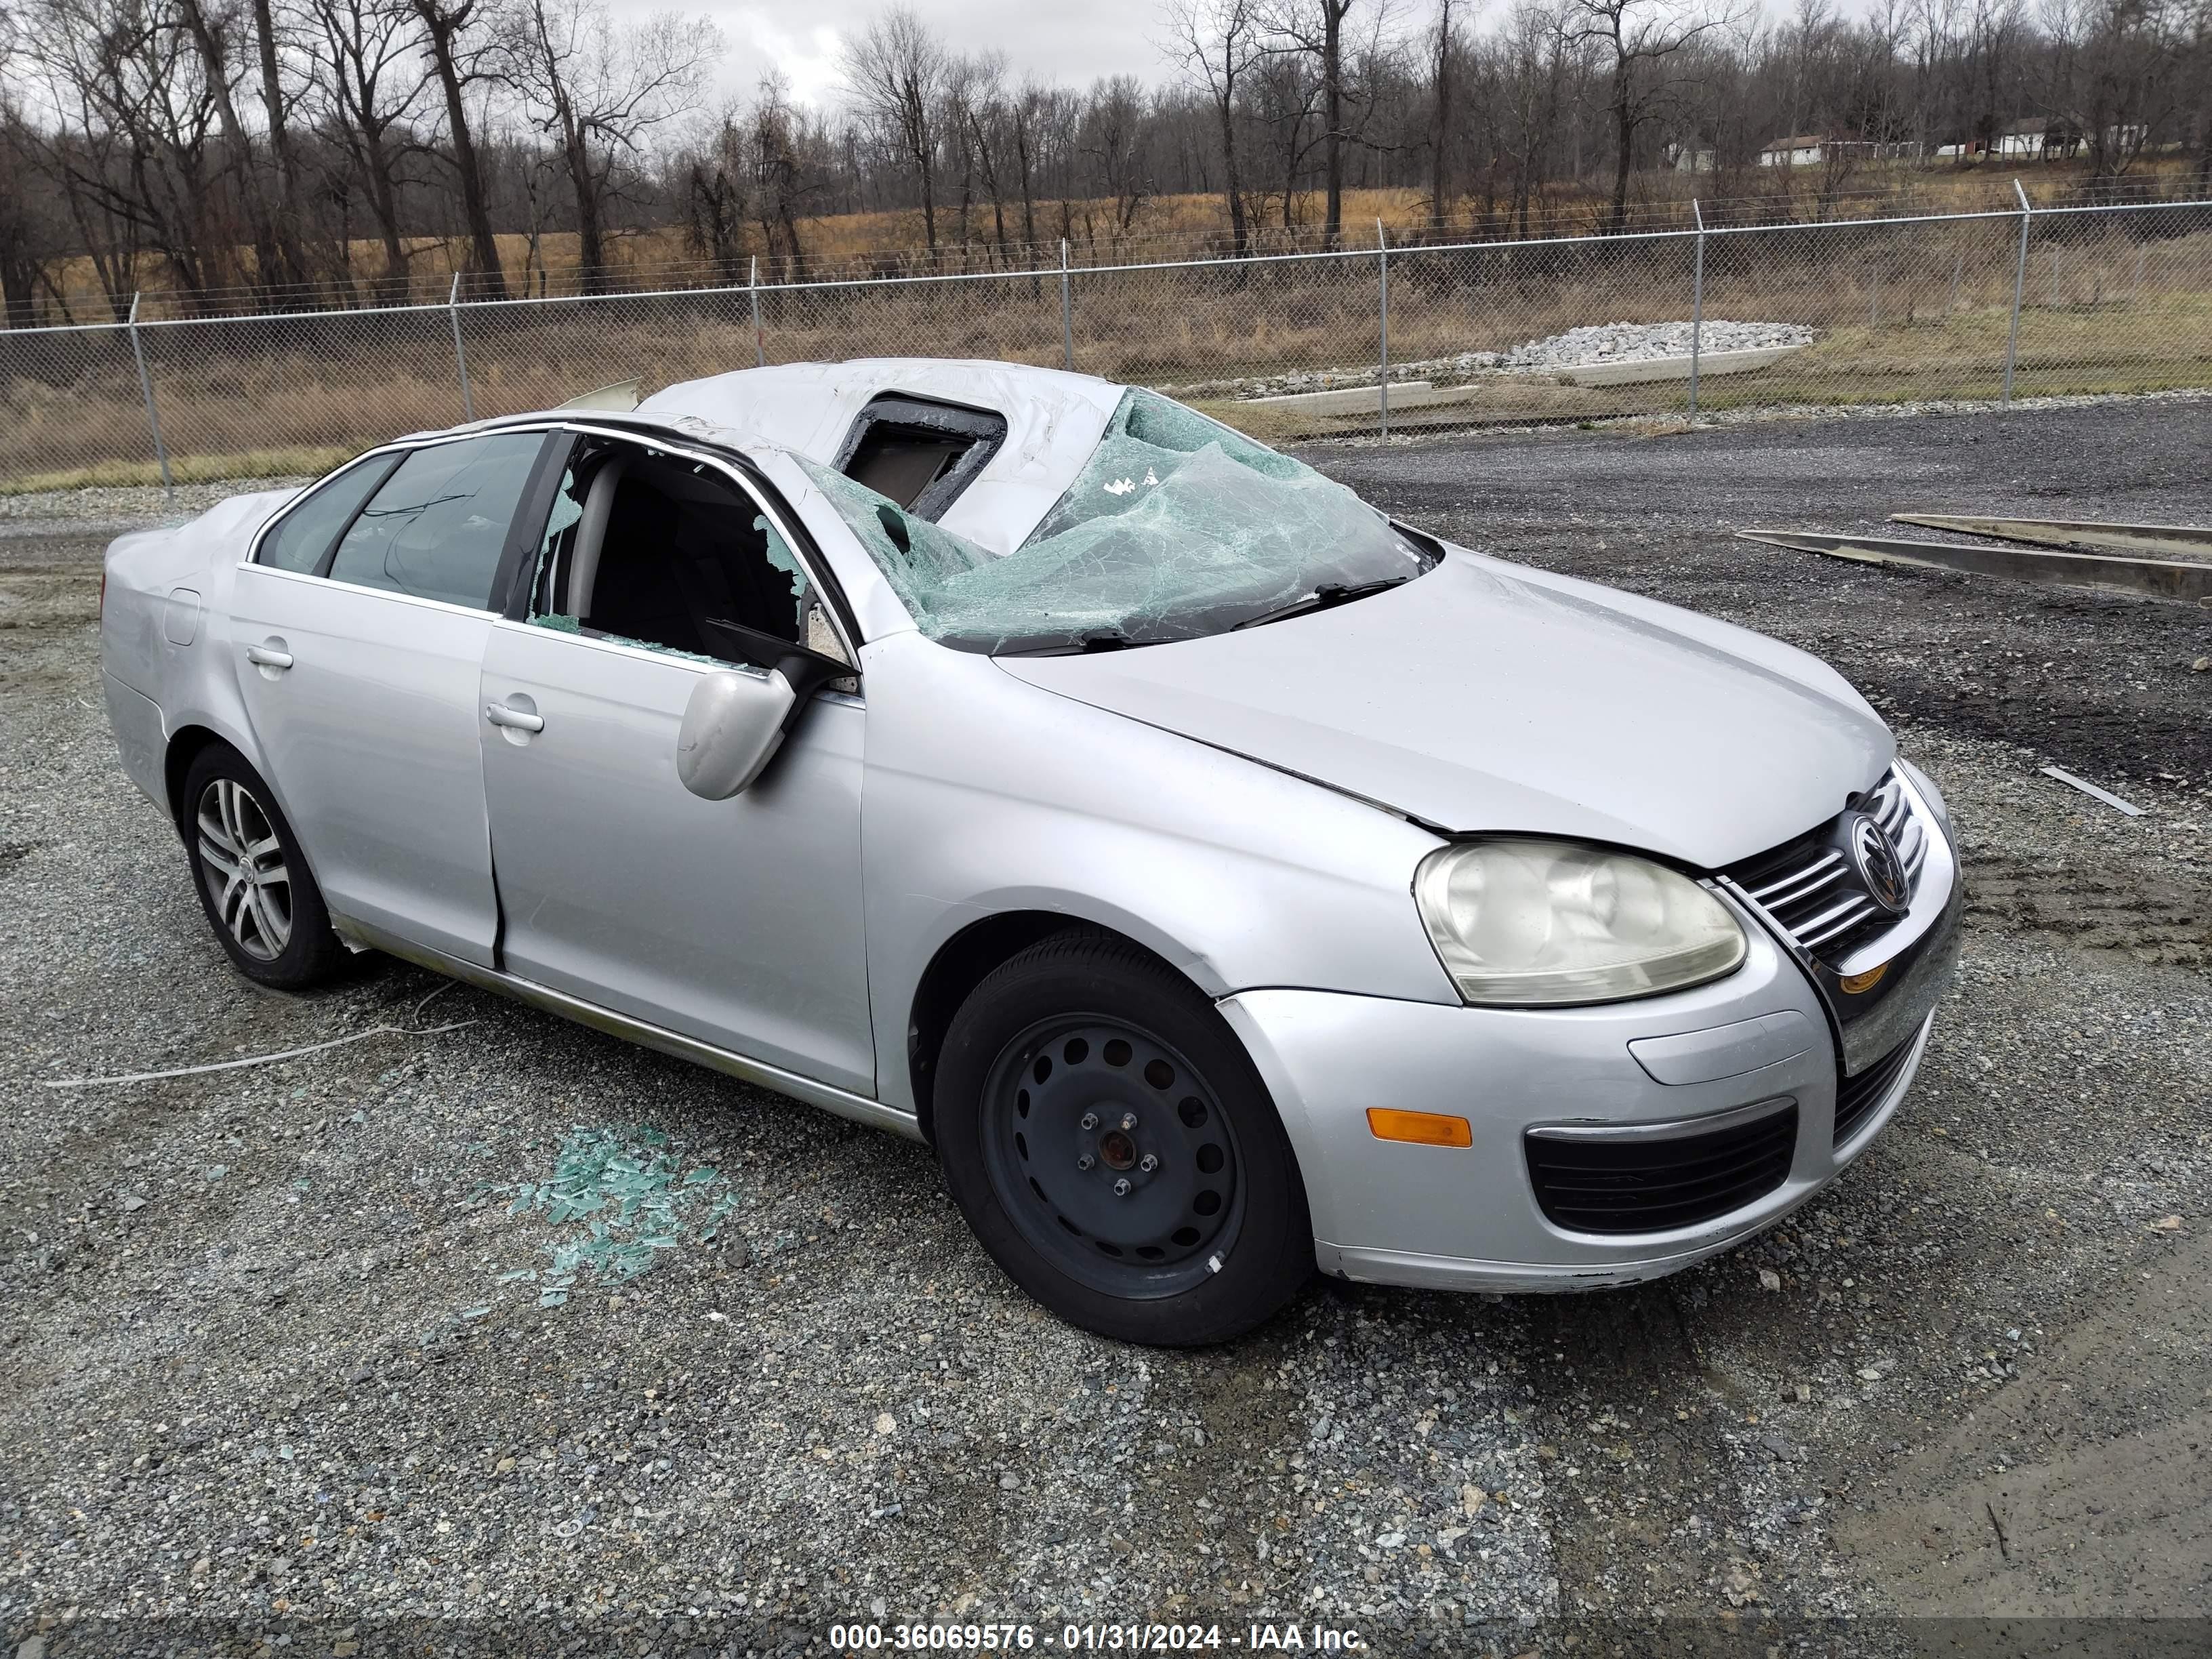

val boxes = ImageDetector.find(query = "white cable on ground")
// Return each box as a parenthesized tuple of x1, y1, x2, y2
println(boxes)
(39, 985, 478, 1088)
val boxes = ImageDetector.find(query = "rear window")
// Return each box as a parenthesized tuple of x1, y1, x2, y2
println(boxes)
(832, 396, 1005, 520)
(257, 453, 398, 573)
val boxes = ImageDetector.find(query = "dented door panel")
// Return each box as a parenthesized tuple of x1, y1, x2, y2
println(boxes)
(478, 620, 874, 1094)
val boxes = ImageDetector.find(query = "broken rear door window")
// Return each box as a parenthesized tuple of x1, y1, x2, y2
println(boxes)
(800, 389, 1435, 653)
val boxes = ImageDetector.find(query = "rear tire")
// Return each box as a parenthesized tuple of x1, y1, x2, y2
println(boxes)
(180, 743, 348, 989)
(934, 930, 1313, 1345)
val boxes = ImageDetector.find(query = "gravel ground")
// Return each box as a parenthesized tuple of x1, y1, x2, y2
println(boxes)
(0, 478, 312, 535)
(3, 399, 2209, 1657)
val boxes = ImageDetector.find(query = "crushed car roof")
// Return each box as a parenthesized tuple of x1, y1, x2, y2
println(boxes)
(633, 359, 1128, 552)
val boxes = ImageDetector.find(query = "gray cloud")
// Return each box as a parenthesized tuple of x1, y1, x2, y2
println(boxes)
(681, 0, 1180, 108)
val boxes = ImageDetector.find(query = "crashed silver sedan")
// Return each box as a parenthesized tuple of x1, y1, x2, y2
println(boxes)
(99, 359, 1961, 1345)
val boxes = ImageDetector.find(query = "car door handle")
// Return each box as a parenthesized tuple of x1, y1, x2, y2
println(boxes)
(245, 644, 293, 670)
(485, 702, 544, 733)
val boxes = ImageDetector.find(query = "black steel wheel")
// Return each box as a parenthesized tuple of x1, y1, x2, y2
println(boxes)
(981, 1017, 1247, 1299)
(935, 930, 1313, 1345)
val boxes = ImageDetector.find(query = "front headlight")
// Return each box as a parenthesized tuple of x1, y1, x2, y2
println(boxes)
(1414, 839, 1746, 1006)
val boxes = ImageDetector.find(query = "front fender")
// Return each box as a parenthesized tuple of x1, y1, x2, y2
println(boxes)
(859, 635, 1455, 1115)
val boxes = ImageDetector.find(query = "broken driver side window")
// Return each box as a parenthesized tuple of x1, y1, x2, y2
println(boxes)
(527, 438, 852, 678)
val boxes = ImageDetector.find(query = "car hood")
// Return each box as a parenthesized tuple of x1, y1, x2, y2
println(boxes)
(996, 548, 1893, 869)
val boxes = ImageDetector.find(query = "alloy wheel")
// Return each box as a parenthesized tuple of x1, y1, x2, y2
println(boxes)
(979, 1017, 1246, 1300)
(194, 778, 293, 962)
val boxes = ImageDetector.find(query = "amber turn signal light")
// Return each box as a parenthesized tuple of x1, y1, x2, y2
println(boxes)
(1838, 962, 1889, 995)
(1366, 1108, 1473, 1148)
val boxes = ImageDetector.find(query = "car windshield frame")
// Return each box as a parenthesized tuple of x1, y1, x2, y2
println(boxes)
(799, 388, 1438, 655)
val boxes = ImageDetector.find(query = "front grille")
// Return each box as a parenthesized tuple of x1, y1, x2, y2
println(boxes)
(1833, 1031, 1918, 1147)
(1525, 1102, 1798, 1235)
(1727, 769, 1931, 964)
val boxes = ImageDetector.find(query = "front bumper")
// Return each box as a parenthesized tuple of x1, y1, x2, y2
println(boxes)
(1220, 885, 1950, 1293)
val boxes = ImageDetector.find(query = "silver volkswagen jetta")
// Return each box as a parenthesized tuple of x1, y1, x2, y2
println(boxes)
(100, 359, 1960, 1345)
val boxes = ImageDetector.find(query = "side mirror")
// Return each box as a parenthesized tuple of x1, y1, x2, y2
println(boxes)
(676, 668, 795, 799)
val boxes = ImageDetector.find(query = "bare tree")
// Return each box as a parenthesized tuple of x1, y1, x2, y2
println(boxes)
(1498, 1, 1570, 233)
(173, 0, 311, 290)
(1569, 0, 1742, 229)
(1261, 0, 1378, 246)
(1010, 78, 1058, 251)
(411, 0, 508, 297)
(2041, 0, 2187, 184)
(956, 54, 1015, 263)
(843, 5, 947, 255)
(1244, 30, 1328, 226)
(682, 104, 749, 281)
(1078, 75, 1154, 234)
(508, 0, 718, 292)
(247, 1, 310, 266)
(308, 0, 430, 290)
(0, 76, 66, 325)
(1164, 0, 1263, 253)
(22, 0, 230, 310)
(752, 73, 814, 266)
(1428, 0, 1472, 227)
(2194, 0, 2212, 188)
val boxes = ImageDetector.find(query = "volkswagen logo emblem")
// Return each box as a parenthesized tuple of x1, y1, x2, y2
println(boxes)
(1845, 813, 1911, 915)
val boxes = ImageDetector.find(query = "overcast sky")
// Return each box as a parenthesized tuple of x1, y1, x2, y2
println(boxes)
(682, 0, 1216, 108)
(681, 0, 1866, 112)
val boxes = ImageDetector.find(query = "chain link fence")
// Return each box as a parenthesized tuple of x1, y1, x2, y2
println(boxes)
(3, 194, 2207, 493)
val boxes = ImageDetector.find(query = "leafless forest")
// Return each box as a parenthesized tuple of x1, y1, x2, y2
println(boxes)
(0, 0, 2208, 324)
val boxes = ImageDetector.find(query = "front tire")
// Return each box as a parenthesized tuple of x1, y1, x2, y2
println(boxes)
(934, 930, 1313, 1345)
(180, 743, 348, 989)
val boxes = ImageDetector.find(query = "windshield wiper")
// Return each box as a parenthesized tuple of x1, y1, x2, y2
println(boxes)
(1232, 575, 1409, 631)
(992, 628, 1147, 657)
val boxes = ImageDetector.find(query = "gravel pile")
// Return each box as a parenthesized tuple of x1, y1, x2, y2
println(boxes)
(1494, 319, 1812, 369)
(2, 398, 2207, 1650)
(1168, 320, 1817, 401)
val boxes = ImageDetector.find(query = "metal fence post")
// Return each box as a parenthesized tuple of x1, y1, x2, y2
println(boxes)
(448, 274, 475, 421)
(2003, 179, 2031, 404)
(125, 292, 175, 506)
(1688, 200, 1705, 421)
(1376, 219, 1390, 440)
(750, 255, 764, 367)
(1059, 240, 1073, 372)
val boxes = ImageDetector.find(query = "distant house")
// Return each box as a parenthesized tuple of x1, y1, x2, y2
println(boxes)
(1998, 117, 2056, 158)
(1666, 139, 1715, 174)
(1994, 117, 2146, 160)
(1757, 134, 1922, 168)
(1758, 134, 1826, 168)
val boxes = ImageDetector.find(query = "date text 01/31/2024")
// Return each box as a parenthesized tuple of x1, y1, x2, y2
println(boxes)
(825, 1623, 1368, 1652)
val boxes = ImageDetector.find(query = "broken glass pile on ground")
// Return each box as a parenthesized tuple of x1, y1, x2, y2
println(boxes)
(485, 1125, 740, 1305)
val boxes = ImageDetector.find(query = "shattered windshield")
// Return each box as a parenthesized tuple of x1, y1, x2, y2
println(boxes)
(799, 389, 1435, 653)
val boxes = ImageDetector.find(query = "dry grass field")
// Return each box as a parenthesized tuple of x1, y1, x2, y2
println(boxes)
(31, 154, 2202, 321)
(5, 203, 2208, 490)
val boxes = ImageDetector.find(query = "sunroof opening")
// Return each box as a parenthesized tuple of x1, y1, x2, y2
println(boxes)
(833, 394, 1006, 521)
